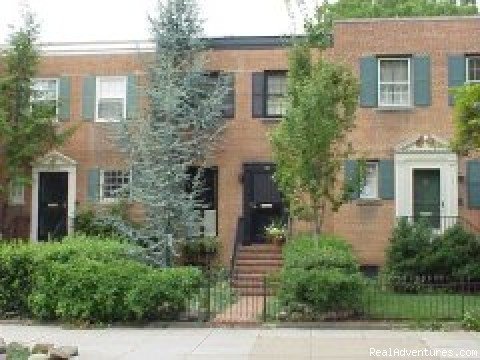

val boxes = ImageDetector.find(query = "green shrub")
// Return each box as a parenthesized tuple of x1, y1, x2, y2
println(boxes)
(0, 236, 135, 317)
(463, 310, 480, 331)
(29, 258, 202, 323)
(0, 235, 202, 323)
(384, 218, 435, 279)
(0, 245, 36, 316)
(385, 220, 480, 281)
(278, 234, 364, 318)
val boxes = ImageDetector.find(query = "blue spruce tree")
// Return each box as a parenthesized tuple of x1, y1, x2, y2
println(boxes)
(113, 0, 229, 265)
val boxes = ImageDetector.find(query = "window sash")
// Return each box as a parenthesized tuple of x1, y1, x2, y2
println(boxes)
(31, 78, 58, 118)
(96, 77, 127, 122)
(378, 59, 411, 107)
(467, 57, 480, 83)
(100, 170, 131, 202)
(266, 73, 287, 117)
(360, 162, 379, 199)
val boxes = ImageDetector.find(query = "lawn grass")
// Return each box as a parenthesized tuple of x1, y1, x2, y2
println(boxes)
(363, 287, 480, 320)
(263, 286, 480, 321)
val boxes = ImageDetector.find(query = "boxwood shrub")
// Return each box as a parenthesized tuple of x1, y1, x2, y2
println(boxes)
(278, 234, 365, 319)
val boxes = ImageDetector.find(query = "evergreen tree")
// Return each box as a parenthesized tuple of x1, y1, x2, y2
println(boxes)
(112, 0, 229, 264)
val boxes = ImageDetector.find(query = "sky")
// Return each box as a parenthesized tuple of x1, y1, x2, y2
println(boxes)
(0, 0, 320, 43)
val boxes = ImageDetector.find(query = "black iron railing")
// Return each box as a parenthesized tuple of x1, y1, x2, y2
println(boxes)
(229, 217, 244, 278)
(397, 216, 480, 234)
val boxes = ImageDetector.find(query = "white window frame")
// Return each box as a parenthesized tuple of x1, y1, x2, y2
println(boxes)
(466, 56, 480, 84)
(377, 58, 411, 108)
(99, 169, 131, 203)
(265, 71, 288, 117)
(31, 78, 59, 120)
(360, 161, 379, 200)
(9, 183, 25, 206)
(95, 76, 127, 123)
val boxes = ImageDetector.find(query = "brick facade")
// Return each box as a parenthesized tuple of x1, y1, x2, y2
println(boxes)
(4, 16, 480, 267)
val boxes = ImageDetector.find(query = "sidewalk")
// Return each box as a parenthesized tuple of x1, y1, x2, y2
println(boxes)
(1, 325, 480, 359)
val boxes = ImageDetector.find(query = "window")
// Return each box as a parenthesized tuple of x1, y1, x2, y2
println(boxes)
(378, 58, 411, 107)
(266, 72, 287, 117)
(467, 57, 480, 83)
(100, 170, 131, 202)
(207, 71, 235, 118)
(32, 79, 58, 118)
(9, 183, 24, 205)
(360, 162, 379, 199)
(96, 77, 127, 122)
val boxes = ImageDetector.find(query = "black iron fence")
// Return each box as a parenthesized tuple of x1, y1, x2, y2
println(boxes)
(397, 216, 480, 234)
(178, 273, 480, 323)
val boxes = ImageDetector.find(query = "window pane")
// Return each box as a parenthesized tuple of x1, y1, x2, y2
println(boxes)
(468, 58, 480, 82)
(360, 163, 378, 199)
(380, 84, 409, 106)
(32, 79, 57, 101)
(98, 99, 124, 120)
(266, 73, 287, 116)
(267, 74, 287, 95)
(380, 60, 408, 82)
(98, 78, 125, 98)
(102, 170, 130, 200)
(266, 96, 287, 117)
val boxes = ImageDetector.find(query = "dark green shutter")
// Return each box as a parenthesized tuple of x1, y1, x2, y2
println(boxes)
(58, 77, 71, 121)
(344, 160, 359, 200)
(252, 72, 265, 117)
(87, 168, 100, 202)
(360, 56, 378, 108)
(126, 74, 137, 119)
(379, 160, 395, 200)
(82, 76, 96, 121)
(467, 160, 480, 209)
(223, 73, 235, 118)
(413, 56, 431, 107)
(448, 55, 466, 106)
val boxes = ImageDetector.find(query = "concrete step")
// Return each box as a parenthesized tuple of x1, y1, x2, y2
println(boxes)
(238, 245, 282, 254)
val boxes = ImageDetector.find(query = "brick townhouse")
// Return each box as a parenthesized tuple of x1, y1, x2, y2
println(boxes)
(2, 16, 480, 271)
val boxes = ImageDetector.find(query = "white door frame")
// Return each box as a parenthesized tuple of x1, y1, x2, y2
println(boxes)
(395, 136, 458, 232)
(30, 151, 77, 241)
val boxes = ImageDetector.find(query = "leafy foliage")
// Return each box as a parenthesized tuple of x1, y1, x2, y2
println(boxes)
(110, 0, 229, 265)
(278, 234, 365, 318)
(270, 45, 362, 234)
(0, 11, 72, 189)
(0, 235, 203, 323)
(463, 310, 480, 331)
(451, 84, 480, 153)
(384, 219, 480, 280)
(292, 0, 478, 48)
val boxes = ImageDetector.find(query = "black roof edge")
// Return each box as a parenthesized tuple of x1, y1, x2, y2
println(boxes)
(206, 35, 303, 49)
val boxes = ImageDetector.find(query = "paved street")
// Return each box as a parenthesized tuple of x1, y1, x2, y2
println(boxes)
(2, 325, 480, 359)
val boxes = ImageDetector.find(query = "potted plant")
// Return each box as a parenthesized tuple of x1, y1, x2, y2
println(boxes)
(265, 220, 287, 245)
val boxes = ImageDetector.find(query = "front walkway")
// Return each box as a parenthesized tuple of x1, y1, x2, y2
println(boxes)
(1, 325, 480, 359)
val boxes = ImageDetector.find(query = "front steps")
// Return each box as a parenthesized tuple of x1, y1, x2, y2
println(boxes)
(232, 244, 283, 296)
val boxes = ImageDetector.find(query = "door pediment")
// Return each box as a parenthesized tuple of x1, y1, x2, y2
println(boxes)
(33, 150, 77, 167)
(395, 135, 451, 154)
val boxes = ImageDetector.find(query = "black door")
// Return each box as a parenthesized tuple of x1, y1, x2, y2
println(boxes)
(38, 172, 68, 241)
(413, 169, 441, 229)
(243, 163, 286, 244)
